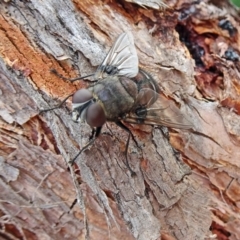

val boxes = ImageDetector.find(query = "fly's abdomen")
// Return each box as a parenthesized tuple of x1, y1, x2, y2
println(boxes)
(131, 69, 160, 108)
(92, 76, 138, 120)
(134, 69, 160, 93)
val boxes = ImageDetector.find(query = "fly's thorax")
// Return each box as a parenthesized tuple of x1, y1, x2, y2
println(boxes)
(72, 88, 106, 128)
(91, 76, 138, 120)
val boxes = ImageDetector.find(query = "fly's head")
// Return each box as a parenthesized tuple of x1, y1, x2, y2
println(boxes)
(72, 89, 106, 128)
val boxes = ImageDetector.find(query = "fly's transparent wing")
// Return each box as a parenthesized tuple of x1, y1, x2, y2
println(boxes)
(124, 89, 193, 129)
(95, 32, 138, 79)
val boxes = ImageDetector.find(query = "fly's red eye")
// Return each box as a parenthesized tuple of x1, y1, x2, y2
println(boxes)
(72, 89, 93, 104)
(86, 103, 106, 127)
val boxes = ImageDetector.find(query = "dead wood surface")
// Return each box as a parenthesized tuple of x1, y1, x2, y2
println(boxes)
(0, 0, 239, 239)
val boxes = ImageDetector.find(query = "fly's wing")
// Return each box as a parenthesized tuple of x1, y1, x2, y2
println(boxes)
(95, 32, 139, 79)
(123, 88, 193, 129)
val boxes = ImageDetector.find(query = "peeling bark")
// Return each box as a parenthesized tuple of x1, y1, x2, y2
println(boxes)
(0, 0, 239, 239)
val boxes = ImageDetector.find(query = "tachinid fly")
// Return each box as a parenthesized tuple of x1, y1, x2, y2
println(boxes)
(47, 32, 192, 174)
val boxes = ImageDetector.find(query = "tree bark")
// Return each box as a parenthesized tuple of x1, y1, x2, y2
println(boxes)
(0, 0, 239, 239)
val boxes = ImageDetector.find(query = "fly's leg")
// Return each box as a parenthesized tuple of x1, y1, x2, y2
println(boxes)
(50, 69, 96, 83)
(39, 93, 73, 113)
(40, 69, 96, 113)
(115, 121, 137, 176)
(69, 127, 102, 165)
(69, 139, 95, 164)
(69, 199, 77, 211)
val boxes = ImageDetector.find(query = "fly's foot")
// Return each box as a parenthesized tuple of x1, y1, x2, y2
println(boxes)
(124, 156, 136, 177)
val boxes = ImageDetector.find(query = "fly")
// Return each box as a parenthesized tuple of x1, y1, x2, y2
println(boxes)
(43, 32, 192, 175)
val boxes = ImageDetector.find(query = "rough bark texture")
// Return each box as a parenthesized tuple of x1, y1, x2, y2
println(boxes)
(0, 0, 239, 239)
